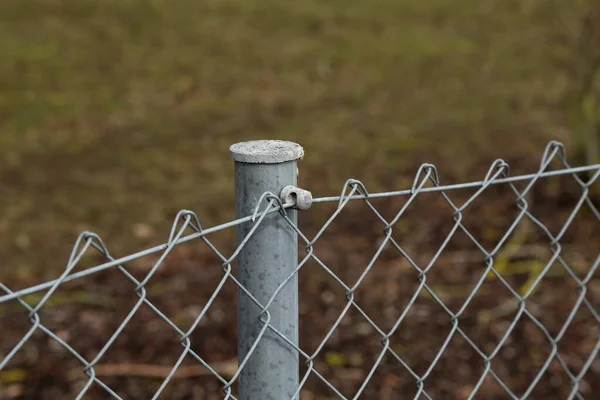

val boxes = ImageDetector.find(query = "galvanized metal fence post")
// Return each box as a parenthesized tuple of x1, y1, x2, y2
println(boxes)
(230, 140, 302, 400)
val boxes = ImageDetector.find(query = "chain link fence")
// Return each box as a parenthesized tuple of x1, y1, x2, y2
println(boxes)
(1, 140, 600, 399)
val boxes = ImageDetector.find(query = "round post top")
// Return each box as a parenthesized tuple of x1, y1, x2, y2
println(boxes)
(230, 140, 304, 164)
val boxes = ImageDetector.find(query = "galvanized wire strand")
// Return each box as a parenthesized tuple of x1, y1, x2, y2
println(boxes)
(3, 147, 597, 305)
(0, 202, 295, 304)
(311, 164, 600, 204)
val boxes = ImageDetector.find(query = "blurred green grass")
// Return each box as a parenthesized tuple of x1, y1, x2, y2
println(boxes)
(0, 0, 580, 279)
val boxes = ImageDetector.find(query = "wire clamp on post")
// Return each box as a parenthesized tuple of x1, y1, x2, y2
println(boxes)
(280, 185, 313, 210)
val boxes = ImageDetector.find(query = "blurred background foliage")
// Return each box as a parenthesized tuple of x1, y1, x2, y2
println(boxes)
(0, 0, 599, 279)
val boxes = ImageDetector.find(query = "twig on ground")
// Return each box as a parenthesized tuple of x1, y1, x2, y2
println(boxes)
(67, 359, 237, 381)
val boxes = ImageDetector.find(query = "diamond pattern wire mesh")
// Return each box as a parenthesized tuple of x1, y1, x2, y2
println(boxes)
(1, 141, 600, 399)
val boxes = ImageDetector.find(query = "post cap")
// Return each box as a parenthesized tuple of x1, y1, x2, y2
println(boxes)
(230, 140, 304, 164)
